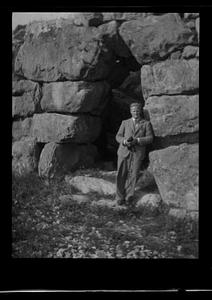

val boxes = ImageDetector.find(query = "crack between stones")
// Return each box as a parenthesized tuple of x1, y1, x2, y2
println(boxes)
(39, 110, 101, 118)
(145, 90, 199, 98)
(152, 132, 199, 150)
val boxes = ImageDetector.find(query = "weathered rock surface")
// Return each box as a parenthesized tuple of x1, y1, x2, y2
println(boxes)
(97, 170, 116, 180)
(13, 24, 26, 41)
(144, 94, 199, 137)
(59, 194, 90, 204)
(38, 142, 98, 178)
(14, 19, 130, 82)
(31, 113, 101, 143)
(91, 199, 127, 210)
(12, 137, 41, 175)
(12, 96, 38, 118)
(119, 13, 196, 65)
(185, 20, 196, 30)
(41, 80, 110, 115)
(168, 208, 187, 219)
(196, 48, 199, 58)
(169, 50, 182, 60)
(12, 25, 26, 80)
(69, 12, 104, 27)
(169, 208, 198, 220)
(12, 80, 40, 96)
(12, 80, 41, 117)
(135, 193, 162, 210)
(149, 143, 199, 212)
(195, 18, 199, 42)
(182, 46, 199, 59)
(141, 59, 199, 99)
(66, 175, 116, 195)
(103, 12, 148, 23)
(12, 117, 33, 141)
(184, 13, 199, 20)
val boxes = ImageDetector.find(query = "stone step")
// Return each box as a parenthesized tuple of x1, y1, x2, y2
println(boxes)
(64, 171, 162, 211)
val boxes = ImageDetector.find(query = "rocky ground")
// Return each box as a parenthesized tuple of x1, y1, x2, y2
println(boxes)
(12, 168, 198, 258)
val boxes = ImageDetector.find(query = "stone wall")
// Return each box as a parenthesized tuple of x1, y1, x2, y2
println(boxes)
(12, 12, 199, 218)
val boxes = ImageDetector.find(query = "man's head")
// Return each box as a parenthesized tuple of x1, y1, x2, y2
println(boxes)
(130, 102, 143, 120)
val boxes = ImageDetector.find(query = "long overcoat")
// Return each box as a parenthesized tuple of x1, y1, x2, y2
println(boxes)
(115, 118, 153, 202)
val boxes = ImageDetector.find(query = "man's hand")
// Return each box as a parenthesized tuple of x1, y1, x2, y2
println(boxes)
(123, 138, 137, 147)
(128, 138, 137, 146)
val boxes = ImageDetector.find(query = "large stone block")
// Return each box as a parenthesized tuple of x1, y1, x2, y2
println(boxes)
(135, 193, 162, 211)
(41, 80, 110, 115)
(12, 80, 42, 118)
(141, 59, 199, 99)
(12, 117, 33, 141)
(144, 94, 199, 137)
(119, 13, 196, 65)
(38, 142, 98, 178)
(12, 137, 41, 175)
(149, 143, 199, 211)
(14, 19, 130, 82)
(31, 113, 101, 143)
(182, 46, 199, 59)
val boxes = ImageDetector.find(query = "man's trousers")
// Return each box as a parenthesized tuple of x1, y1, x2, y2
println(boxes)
(115, 151, 143, 201)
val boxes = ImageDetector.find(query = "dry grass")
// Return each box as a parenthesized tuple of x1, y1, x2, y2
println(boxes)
(12, 171, 198, 258)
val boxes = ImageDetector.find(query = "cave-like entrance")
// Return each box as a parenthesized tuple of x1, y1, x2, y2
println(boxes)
(93, 55, 152, 172)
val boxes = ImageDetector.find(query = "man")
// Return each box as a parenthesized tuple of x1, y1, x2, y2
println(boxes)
(115, 102, 153, 206)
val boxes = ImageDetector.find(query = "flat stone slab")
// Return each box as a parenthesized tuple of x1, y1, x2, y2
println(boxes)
(66, 175, 116, 195)
(59, 194, 90, 204)
(91, 199, 127, 210)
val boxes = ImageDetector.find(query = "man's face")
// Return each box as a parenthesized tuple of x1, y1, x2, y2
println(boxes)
(130, 106, 141, 120)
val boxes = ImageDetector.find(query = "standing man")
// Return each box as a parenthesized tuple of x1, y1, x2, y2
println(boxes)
(115, 102, 153, 206)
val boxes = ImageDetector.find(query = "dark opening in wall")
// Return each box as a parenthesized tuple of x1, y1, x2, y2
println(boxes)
(94, 61, 152, 172)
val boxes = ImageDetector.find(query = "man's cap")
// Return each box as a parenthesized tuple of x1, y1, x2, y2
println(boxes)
(130, 102, 143, 109)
